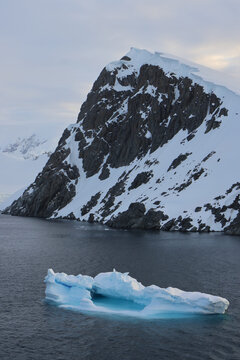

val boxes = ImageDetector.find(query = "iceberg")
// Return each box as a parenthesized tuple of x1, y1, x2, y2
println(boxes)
(44, 269, 229, 319)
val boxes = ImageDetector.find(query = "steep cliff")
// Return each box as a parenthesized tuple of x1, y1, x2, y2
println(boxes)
(4, 48, 240, 234)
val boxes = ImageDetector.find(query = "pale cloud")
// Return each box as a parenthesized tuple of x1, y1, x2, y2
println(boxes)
(0, 0, 239, 138)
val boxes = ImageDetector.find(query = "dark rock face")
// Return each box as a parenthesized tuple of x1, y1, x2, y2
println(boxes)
(224, 216, 240, 235)
(106, 202, 168, 230)
(120, 56, 131, 61)
(202, 151, 216, 162)
(99, 164, 110, 180)
(167, 153, 192, 171)
(177, 217, 193, 232)
(200, 183, 240, 234)
(99, 176, 127, 219)
(160, 216, 194, 232)
(81, 192, 101, 216)
(129, 171, 153, 190)
(161, 219, 176, 231)
(74, 64, 226, 180)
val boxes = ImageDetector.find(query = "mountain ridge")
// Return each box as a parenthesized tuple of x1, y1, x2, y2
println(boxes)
(4, 49, 240, 234)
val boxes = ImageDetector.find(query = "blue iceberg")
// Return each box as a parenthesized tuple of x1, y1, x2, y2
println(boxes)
(45, 269, 229, 318)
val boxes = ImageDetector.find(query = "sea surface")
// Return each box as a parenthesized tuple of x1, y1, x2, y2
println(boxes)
(0, 214, 239, 360)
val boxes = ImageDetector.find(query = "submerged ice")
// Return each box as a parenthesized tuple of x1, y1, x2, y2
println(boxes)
(45, 269, 229, 318)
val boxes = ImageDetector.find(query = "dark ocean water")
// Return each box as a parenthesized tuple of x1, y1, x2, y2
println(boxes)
(0, 214, 239, 360)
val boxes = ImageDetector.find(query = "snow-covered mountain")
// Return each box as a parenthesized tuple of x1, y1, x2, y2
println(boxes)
(0, 134, 51, 160)
(0, 134, 56, 208)
(4, 48, 240, 234)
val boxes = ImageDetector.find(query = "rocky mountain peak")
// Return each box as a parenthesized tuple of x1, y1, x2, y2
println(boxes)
(4, 49, 240, 234)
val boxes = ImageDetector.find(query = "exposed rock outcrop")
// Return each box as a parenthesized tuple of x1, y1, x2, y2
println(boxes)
(106, 202, 168, 230)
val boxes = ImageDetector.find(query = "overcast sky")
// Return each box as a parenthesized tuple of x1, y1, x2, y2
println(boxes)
(0, 0, 239, 141)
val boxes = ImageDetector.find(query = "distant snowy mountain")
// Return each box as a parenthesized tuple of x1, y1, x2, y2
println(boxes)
(0, 134, 53, 160)
(0, 134, 51, 160)
(4, 48, 240, 234)
(0, 193, 11, 204)
(0, 134, 57, 208)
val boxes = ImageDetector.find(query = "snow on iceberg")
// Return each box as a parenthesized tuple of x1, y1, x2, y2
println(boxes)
(44, 269, 229, 318)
